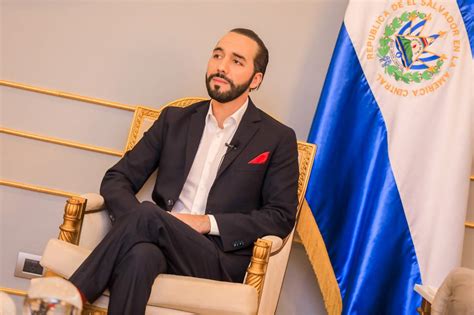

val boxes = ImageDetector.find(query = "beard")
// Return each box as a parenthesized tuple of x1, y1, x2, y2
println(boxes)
(205, 72, 253, 103)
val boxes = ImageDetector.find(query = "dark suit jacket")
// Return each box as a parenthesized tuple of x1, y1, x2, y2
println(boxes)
(100, 99, 299, 255)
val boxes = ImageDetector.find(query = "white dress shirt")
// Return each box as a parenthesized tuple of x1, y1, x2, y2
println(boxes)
(171, 99, 249, 235)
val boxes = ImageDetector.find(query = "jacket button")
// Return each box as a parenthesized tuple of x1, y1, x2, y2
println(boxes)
(167, 199, 174, 207)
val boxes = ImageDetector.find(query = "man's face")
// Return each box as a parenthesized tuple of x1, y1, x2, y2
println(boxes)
(206, 32, 263, 103)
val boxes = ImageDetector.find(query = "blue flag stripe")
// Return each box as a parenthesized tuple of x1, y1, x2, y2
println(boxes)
(457, 0, 474, 57)
(306, 24, 422, 314)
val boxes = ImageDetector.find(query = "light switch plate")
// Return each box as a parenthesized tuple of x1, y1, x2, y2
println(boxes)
(14, 252, 44, 279)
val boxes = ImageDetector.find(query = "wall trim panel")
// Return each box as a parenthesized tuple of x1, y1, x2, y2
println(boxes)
(0, 287, 26, 297)
(0, 80, 135, 111)
(1, 127, 122, 157)
(1, 179, 78, 198)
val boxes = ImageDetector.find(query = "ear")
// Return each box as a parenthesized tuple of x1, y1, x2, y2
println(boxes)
(249, 72, 263, 90)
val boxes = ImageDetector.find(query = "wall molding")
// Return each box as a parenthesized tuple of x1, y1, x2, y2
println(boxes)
(0, 287, 26, 297)
(0, 79, 135, 111)
(0, 179, 78, 198)
(1, 127, 123, 157)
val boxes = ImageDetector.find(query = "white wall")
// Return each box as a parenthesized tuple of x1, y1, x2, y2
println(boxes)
(1, 1, 472, 314)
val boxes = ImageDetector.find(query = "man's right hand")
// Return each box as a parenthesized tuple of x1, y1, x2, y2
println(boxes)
(170, 213, 211, 234)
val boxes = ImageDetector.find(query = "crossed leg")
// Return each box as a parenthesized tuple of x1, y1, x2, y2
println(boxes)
(69, 201, 248, 314)
(108, 243, 166, 314)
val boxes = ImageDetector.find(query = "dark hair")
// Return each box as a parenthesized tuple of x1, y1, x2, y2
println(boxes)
(230, 28, 269, 90)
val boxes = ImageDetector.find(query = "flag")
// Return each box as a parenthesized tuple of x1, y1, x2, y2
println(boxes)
(299, 0, 473, 314)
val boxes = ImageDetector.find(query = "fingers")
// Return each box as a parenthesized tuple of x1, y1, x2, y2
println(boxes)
(169, 213, 210, 234)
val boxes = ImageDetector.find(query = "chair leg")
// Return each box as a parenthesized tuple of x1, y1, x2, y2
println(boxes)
(244, 238, 272, 301)
(417, 298, 431, 315)
(83, 303, 107, 315)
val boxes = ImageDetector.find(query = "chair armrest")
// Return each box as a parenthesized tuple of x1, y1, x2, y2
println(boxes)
(41, 239, 92, 279)
(261, 235, 283, 254)
(58, 194, 105, 246)
(81, 193, 105, 212)
(414, 284, 437, 304)
(149, 274, 258, 315)
(77, 193, 111, 250)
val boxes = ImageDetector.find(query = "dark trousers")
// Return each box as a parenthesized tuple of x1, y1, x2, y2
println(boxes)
(69, 201, 250, 315)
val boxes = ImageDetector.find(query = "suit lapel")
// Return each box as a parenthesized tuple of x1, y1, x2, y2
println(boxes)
(183, 102, 209, 180)
(216, 99, 261, 179)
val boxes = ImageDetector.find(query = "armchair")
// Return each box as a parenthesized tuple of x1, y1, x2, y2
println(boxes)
(415, 267, 474, 315)
(40, 97, 316, 315)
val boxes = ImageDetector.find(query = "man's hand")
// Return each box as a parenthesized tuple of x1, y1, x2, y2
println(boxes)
(170, 213, 211, 234)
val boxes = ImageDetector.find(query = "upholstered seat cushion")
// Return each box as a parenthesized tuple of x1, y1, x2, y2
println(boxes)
(41, 239, 258, 315)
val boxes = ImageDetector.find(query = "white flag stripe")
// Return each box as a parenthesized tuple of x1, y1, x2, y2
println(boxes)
(345, 0, 472, 286)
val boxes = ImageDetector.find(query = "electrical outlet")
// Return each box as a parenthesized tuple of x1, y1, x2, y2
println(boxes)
(14, 252, 44, 279)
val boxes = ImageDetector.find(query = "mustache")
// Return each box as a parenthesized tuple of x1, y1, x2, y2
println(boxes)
(207, 73, 233, 85)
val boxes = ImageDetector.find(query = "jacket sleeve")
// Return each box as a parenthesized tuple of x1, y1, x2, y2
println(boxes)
(213, 128, 299, 252)
(100, 107, 170, 220)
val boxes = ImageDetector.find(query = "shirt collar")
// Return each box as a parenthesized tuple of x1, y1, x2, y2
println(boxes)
(206, 98, 249, 129)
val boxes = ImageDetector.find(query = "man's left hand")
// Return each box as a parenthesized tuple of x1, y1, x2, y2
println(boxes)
(170, 213, 211, 234)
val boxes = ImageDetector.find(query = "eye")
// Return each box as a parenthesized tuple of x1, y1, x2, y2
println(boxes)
(233, 59, 243, 66)
(213, 53, 223, 59)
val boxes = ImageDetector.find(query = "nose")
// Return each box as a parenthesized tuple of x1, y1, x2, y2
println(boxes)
(216, 57, 230, 74)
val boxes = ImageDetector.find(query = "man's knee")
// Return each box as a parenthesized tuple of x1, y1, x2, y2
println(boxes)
(121, 243, 167, 275)
(124, 201, 167, 225)
(113, 243, 167, 284)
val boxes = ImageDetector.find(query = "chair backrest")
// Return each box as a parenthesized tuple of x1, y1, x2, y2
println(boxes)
(126, 98, 206, 202)
(127, 98, 316, 314)
(125, 97, 207, 151)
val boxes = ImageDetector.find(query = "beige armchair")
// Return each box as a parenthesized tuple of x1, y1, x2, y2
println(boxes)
(40, 97, 316, 315)
(415, 267, 474, 315)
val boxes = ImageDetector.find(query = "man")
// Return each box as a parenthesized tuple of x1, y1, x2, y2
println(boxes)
(69, 28, 299, 314)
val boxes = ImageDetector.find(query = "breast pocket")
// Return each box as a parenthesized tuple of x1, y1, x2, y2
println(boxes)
(234, 163, 267, 172)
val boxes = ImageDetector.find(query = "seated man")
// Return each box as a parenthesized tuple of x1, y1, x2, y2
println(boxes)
(69, 28, 299, 314)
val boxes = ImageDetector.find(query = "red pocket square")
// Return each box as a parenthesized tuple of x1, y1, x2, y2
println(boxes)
(248, 151, 270, 165)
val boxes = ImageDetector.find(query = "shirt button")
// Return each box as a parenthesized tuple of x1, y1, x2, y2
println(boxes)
(167, 199, 174, 207)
